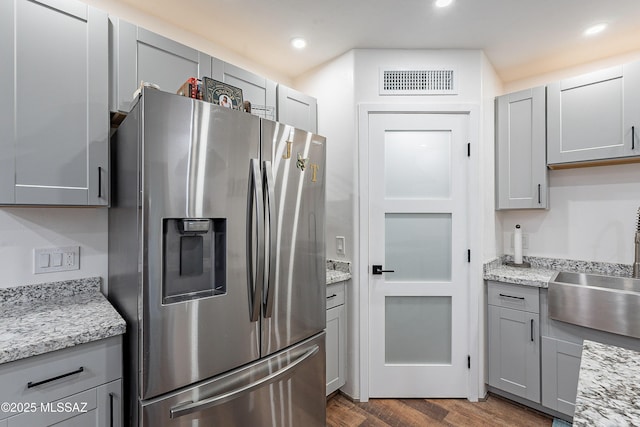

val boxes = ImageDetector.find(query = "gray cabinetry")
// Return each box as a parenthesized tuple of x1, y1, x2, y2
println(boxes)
(541, 337, 582, 416)
(547, 61, 640, 166)
(211, 59, 276, 120)
(277, 85, 318, 133)
(326, 281, 346, 395)
(487, 282, 540, 403)
(110, 18, 212, 113)
(495, 87, 547, 209)
(0, 0, 109, 206)
(0, 336, 122, 427)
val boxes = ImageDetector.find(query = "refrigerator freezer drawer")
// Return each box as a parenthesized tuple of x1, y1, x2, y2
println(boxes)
(140, 332, 326, 427)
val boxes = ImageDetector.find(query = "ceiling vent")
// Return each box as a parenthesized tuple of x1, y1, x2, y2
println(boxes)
(379, 68, 457, 95)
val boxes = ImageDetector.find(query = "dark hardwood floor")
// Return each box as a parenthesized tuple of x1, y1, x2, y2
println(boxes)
(326, 393, 553, 427)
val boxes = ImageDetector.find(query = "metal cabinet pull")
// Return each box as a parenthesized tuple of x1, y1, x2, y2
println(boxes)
(27, 367, 84, 388)
(98, 167, 102, 198)
(530, 319, 534, 342)
(327, 294, 337, 299)
(109, 392, 114, 427)
(633, 126, 636, 150)
(537, 184, 541, 204)
(498, 293, 525, 300)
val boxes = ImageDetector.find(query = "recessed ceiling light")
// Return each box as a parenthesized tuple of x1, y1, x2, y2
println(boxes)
(291, 37, 307, 49)
(435, 0, 453, 7)
(584, 23, 607, 36)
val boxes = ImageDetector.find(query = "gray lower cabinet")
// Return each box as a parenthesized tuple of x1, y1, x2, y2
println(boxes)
(211, 59, 277, 120)
(277, 84, 318, 133)
(326, 282, 346, 395)
(547, 61, 640, 166)
(0, 0, 109, 206)
(109, 18, 212, 113)
(495, 86, 547, 209)
(487, 282, 540, 403)
(541, 337, 582, 416)
(0, 336, 122, 427)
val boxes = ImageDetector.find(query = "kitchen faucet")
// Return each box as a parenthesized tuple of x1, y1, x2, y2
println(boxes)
(635, 207, 640, 278)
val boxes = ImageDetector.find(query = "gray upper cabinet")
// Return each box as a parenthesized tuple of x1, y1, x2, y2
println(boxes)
(0, 0, 109, 206)
(277, 85, 318, 133)
(211, 59, 276, 120)
(496, 86, 548, 209)
(547, 61, 640, 166)
(109, 18, 212, 113)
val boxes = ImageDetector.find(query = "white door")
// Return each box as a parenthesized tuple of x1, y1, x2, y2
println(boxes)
(368, 112, 469, 397)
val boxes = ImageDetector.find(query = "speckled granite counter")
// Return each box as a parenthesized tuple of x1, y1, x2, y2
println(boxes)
(0, 277, 126, 365)
(573, 340, 640, 426)
(483, 256, 633, 288)
(327, 259, 351, 285)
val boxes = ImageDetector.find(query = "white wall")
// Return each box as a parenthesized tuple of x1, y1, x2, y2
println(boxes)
(0, 208, 108, 290)
(500, 164, 640, 264)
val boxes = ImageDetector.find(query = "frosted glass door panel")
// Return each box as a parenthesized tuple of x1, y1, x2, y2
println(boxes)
(385, 296, 452, 364)
(385, 213, 452, 281)
(384, 131, 451, 199)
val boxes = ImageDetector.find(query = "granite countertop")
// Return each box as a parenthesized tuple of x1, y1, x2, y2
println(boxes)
(327, 259, 351, 285)
(573, 340, 640, 426)
(483, 256, 633, 288)
(0, 277, 126, 365)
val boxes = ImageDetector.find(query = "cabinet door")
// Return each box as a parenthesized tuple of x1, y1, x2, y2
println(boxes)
(98, 379, 122, 427)
(488, 305, 540, 403)
(547, 62, 640, 165)
(496, 87, 547, 209)
(110, 18, 212, 113)
(277, 85, 318, 133)
(0, 0, 108, 206)
(211, 59, 276, 120)
(541, 337, 582, 417)
(326, 304, 346, 395)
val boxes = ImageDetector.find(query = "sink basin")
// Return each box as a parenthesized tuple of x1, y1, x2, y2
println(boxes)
(548, 271, 640, 338)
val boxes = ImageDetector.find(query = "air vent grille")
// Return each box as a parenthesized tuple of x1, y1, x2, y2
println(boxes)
(380, 69, 456, 95)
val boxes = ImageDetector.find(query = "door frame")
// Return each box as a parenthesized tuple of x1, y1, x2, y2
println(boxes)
(357, 103, 482, 402)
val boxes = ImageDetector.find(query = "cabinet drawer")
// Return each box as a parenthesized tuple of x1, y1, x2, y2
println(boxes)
(0, 336, 121, 421)
(488, 281, 539, 313)
(326, 282, 345, 310)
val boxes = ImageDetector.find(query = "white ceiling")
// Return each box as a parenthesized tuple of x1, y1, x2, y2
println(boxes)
(113, 0, 640, 83)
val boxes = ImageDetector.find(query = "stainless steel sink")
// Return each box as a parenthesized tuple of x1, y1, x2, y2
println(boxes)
(548, 271, 640, 338)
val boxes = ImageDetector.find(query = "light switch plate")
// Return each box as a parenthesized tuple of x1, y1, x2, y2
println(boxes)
(336, 236, 346, 256)
(34, 246, 80, 274)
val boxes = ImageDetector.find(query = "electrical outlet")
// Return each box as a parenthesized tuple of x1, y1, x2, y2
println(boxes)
(336, 236, 346, 256)
(34, 246, 80, 274)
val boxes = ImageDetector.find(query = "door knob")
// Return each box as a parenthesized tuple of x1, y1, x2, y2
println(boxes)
(372, 265, 395, 275)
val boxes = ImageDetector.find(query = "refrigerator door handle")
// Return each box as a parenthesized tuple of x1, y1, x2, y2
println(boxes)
(169, 345, 320, 419)
(247, 159, 264, 322)
(263, 161, 277, 318)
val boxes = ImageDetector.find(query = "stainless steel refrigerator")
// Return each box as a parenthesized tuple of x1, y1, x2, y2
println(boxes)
(108, 88, 326, 426)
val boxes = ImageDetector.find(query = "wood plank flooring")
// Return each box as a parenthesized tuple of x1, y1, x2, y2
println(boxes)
(326, 393, 553, 427)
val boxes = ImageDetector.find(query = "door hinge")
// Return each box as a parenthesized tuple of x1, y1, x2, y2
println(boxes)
(467, 142, 470, 157)
(467, 249, 471, 263)
(467, 355, 471, 369)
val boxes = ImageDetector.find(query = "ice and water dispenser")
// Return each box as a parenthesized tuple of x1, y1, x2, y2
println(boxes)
(162, 218, 226, 304)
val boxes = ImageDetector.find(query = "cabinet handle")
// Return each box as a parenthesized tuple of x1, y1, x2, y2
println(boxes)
(98, 166, 103, 198)
(530, 319, 534, 342)
(537, 184, 541, 204)
(27, 366, 84, 388)
(633, 126, 636, 150)
(109, 392, 114, 427)
(499, 293, 525, 300)
(327, 294, 337, 299)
